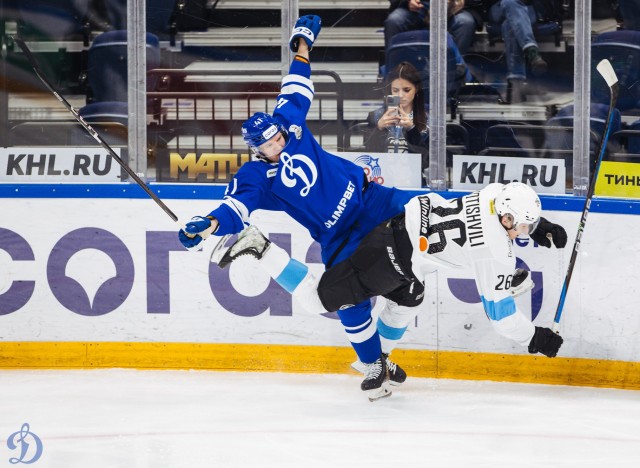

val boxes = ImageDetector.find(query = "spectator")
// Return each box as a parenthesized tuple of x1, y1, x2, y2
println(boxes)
(385, 0, 485, 55)
(366, 61, 429, 156)
(486, 0, 548, 102)
(618, 0, 640, 30)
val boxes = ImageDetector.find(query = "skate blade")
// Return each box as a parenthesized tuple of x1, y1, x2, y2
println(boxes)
(366, 385, 392, 402)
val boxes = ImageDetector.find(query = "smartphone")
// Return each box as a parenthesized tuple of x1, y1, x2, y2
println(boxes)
(385, 95, 400, 108)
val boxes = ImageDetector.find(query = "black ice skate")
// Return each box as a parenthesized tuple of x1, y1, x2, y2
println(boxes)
(216, 225, 271, 268)
(351, 354, 407, 387)
(361, 355, 392, 402)
(383, 353, 407, 386)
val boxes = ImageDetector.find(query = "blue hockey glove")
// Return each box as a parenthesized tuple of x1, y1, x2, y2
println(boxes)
(289, 15, 321, 52)
(178, 216, 214, 251)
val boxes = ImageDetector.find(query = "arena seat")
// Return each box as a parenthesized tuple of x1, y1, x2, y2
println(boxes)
(592, 30, 640, 112)
(18, 0, 92, 41)
(103, 0, 178, 36)
(87, 30, 160, 103)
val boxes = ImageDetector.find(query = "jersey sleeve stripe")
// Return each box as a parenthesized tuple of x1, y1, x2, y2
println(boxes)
(481, 296, 516, 321)
(280, 83, 314, 102)
(222, 197, 250, 223)
(282, 74, 314, 92)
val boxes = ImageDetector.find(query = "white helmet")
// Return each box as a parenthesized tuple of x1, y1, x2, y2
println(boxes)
(494, 182, 541, 234)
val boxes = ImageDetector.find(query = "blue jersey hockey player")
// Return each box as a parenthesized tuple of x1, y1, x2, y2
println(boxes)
(178, 15, 415, 400)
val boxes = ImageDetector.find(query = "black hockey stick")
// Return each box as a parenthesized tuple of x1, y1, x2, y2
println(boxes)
(552, 59, 619, 333)
(12, 36, 184, 228)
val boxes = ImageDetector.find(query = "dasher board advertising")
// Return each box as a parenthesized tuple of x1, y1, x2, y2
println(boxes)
(0, 147, 122, 182)
(452, 154, 566, 194)
(335, 152, 423, 188)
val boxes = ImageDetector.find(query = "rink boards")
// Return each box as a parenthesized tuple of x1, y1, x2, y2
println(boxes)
(1, 184, 639, 389)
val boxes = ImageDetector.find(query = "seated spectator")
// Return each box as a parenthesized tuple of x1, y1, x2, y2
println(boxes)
(618, 0, 640, 30)
(365, 61, 429, 180)
(486, 0, 548, 101)
(384, 0, 485, 55)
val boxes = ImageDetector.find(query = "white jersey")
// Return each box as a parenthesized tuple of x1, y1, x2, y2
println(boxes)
(404, 184, 535, 347)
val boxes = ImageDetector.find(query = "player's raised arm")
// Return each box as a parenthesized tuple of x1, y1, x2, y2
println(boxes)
(288, 14, 321, 61)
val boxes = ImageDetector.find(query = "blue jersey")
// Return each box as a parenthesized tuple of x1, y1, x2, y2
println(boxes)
(210, 58, 412, 264)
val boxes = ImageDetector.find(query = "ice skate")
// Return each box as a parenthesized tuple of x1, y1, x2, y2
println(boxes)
(361, 355, 392, 402)
(352, 354, 406, 387)
(215, 225, 271, 268)
(383, 353, 406, 386)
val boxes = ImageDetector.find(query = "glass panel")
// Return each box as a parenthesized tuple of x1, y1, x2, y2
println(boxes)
(1, 0, 131, 182)
(451, 0, 578, 194)
(594, 0, 640, 172)
(1, 1, 623, 192)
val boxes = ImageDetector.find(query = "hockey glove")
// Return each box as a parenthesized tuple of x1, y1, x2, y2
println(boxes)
(289, 15, 322, 52)
(528, 326, 563, 358)
(530, 217, 567, 248)
(510, 268, 534, 297)
(178, 216, 216, 251)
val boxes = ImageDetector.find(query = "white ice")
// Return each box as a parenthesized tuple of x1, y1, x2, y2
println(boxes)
(0, 369, 638, 468)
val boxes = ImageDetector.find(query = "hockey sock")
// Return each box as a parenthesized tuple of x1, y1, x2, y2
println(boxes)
(377, 300, 417, 354)
(338, 302, 381, 364)
(377, 318, 407, 355)
(259, 242, 308, 293)
(258, 242, 327, 314)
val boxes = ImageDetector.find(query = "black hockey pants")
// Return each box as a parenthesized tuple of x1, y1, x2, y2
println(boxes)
(317, 214, 424, 312)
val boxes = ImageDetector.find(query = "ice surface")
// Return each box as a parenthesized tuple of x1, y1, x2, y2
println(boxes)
(0, 369, 638, 467)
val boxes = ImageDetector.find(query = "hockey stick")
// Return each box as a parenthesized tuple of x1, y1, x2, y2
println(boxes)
(552, 59, 619, 333)
(12, 36, 184, 228)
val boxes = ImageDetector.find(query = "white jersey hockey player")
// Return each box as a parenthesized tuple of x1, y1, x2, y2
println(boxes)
(213, 182, 568, 398)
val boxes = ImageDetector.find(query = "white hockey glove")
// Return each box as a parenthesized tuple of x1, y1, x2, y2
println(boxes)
(510, 268, 534, 297)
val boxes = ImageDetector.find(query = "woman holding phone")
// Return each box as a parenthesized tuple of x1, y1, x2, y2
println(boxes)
(365, 61, 429, 156)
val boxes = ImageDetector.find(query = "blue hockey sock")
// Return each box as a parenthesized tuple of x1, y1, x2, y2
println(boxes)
(338, 303, 381, 364)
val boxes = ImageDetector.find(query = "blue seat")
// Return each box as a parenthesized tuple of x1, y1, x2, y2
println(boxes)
(383, 30, 470, 101)
(18, 0, 92, 41)
(629, 120, 640, 154)
(79, 101, 128, 124)
(592, 30, 640, 111)
(103, 0, 177, 36)
(547, 103, 622, 142)
(87, 30, 160, 103)
(545, 103, 621, 172)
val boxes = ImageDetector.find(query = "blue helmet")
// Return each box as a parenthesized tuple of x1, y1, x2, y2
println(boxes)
(241, 112, 287, 156)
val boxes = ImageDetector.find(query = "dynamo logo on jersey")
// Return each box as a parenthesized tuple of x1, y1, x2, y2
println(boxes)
(280, 152, 318, 197)
(354, 154, 384, 184)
